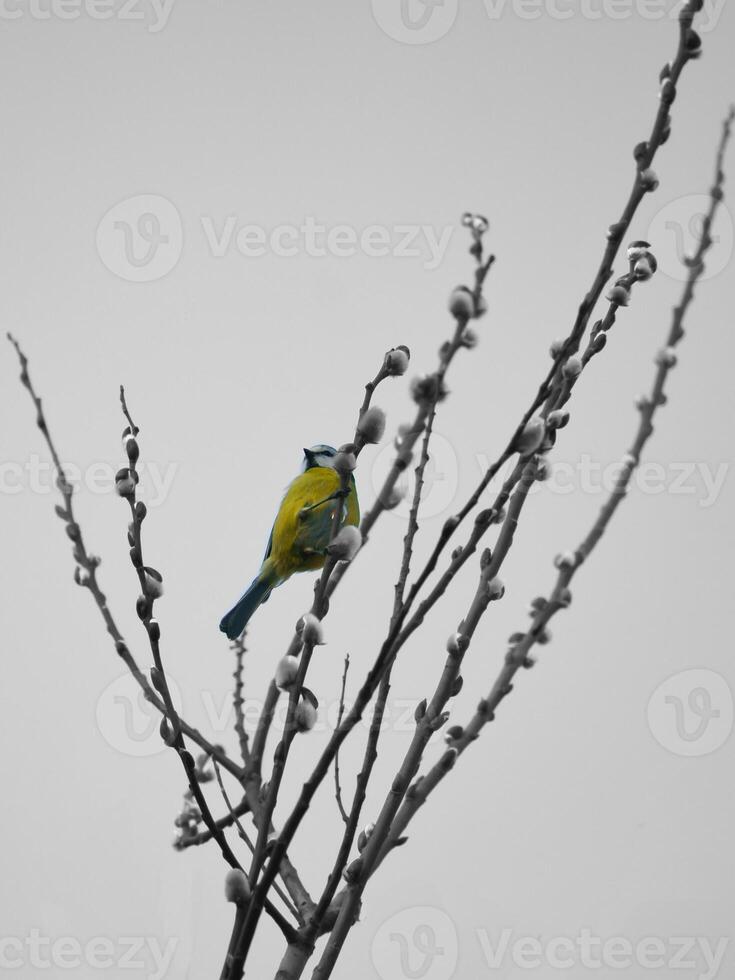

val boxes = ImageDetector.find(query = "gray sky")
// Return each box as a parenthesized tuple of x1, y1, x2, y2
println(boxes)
(2, 2, 734, 978)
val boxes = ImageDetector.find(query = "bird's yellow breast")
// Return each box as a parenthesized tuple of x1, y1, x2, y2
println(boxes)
(268, 467, 359, 580)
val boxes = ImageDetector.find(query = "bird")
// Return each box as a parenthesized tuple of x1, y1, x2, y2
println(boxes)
(219, 444, 360, 640)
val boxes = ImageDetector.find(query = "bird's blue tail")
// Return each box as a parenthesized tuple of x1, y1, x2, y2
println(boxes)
(219, 573, 274, 640)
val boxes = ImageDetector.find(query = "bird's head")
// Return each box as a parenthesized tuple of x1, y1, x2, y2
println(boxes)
(302, 444, 338, 470)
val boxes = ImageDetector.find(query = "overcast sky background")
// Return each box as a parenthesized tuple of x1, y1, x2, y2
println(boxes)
(2, 2, 734, 978)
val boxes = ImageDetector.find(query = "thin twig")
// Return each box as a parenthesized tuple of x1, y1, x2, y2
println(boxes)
(117, 386, 241, 872)
(6, 335, 244, 781)
(226, 354, 398, 978)
(213, 761, 300, 923)
(313, 461, 539, 977)
(401, 3, 704, 614)
(333, 655, 351, 825)
(374, 105, 735, 875)
(231, 634, 251, 765)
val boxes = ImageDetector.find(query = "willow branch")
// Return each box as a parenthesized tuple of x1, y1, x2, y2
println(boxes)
(376, 105, 734, 869)
(401, 2, 706, 611)
(6, 335, 245, 780)
(231, 635, 251, 765)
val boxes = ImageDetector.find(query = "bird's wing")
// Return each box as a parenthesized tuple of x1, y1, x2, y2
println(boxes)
(263, 526, 274, 562)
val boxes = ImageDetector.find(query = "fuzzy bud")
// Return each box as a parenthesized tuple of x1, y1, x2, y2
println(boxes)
(684, 28, 701, 52)
(634, 254, 657, 281)
(627, 240, 651, 263)
(557, 587, 573, 608)
(357, 823, 375, 853)
(383, 485, 406, 510)
(461, 212, 489, 235)
(224, 869, 251, 905)
(159, 717, 175, 746)
(143, 566, 164, 599)
(655, 347, 677, 368)
(562, 356, 583, 379)
(115, 468, 136, 497)
(554, 551, 576, 570)
(385, 346, 410, 376)
(150, 666, 166, 694)
(275, 655, 299, 691)
(410, 373, 447, 406)
(639, 168, 660, 192)
(549, 338, 565, 358)
(659, 78, 677, 104)
(515, 416, 545, 456)
(124, 436, 140, 465)
(300, 613, 325, 647)
(487, 577, 505, 601)
(327, 524, 362, 562)
(357, 406, 386, 445)
(448, 286, 475, 320)
(445, 725, 464, 743)
(606, 284, 630, 306)
(547, 409, 570, 430)
(295, 695, 318, 732)
(461, 327, 479, 348)
(333, 450, 356, 475)
(446, 632, 468, 658)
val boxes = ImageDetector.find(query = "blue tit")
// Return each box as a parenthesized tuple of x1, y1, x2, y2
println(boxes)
(219, 444, 360, 640)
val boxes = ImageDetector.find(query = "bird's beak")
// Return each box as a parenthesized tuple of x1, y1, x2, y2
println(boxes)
(303, 448, 314, 464)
